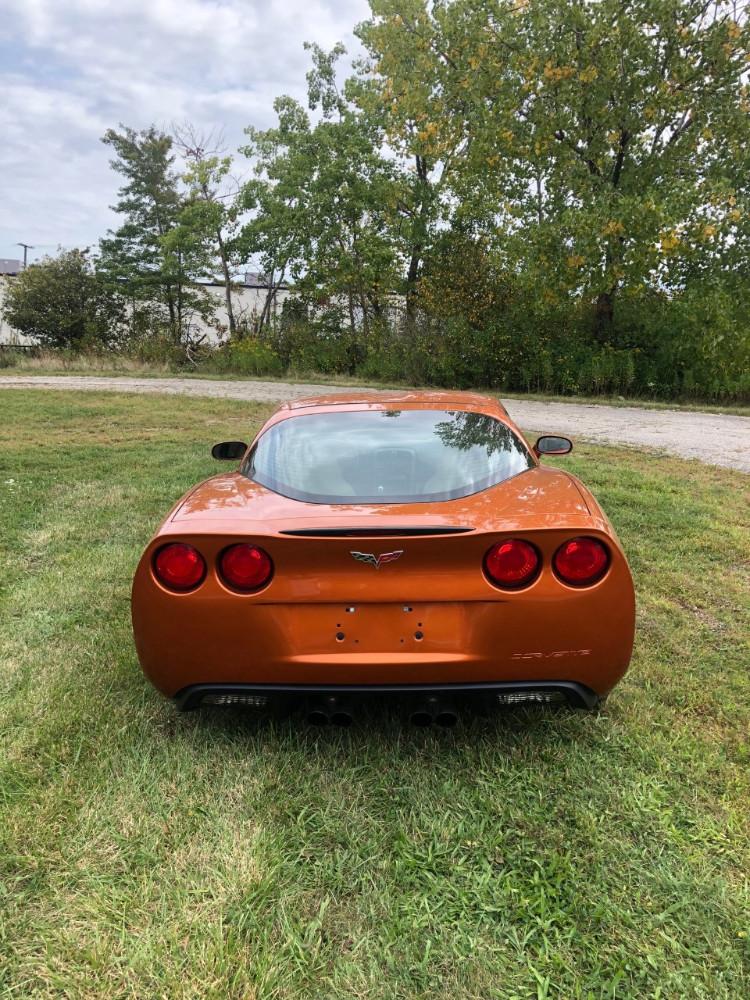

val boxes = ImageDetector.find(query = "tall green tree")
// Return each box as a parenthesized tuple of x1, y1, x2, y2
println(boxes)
(239, 44, 399, 335)
(99, 125, 209, 342)
(354, 2, 474, 320)
(171, 125, 243, 337)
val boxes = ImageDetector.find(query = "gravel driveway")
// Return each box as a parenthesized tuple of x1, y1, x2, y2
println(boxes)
(2, 374, 748, 472)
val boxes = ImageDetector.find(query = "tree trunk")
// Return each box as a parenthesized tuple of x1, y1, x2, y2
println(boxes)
(216, 230, 236, 338)
(258, 287, 274, 334)
(405, 247, 422, 325)
(594, 290, 615, 342)
(404, 153, 429, 326)
(166, 286, 177, 341)
(358, 285, 370, 340)
(175, 250, 184, 344)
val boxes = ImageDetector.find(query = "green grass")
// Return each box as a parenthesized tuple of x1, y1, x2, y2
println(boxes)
(0, 389, 748, 999)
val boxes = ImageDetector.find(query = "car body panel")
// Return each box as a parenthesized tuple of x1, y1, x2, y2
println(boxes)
(169, 464, 591, 528)
(131, 391, 635, 704)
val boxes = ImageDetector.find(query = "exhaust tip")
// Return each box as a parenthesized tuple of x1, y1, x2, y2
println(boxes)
(306, 707, 330, 726)
(435, 709, 459, 728)
(331, 710, 353, 728)
(410, 696, 439, 727)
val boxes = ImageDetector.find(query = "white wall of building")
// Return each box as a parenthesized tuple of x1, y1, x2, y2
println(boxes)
(197, 282, 290, 343)
(0, 277, 291, 347)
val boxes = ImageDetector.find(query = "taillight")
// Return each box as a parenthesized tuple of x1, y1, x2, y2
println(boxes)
(484, 539, 540, 589)
(553, 537, 609, 586)
(219, 544, 273, 592)
(153, 542, 206, 591)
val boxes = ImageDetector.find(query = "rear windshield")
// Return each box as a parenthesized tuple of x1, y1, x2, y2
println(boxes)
(243, 408, 534, 504)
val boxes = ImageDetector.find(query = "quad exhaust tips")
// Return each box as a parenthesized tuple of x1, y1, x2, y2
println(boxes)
(409, 697, 459, 728)
(305, 697, 353, 727)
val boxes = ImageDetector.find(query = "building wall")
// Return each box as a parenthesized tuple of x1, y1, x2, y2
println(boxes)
(197, 283, 290, 343)
(0, 278, 291, 347)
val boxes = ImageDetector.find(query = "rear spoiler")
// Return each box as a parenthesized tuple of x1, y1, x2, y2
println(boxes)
(280, 526, 474, 538)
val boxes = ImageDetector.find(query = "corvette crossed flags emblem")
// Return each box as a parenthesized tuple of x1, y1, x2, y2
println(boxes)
(350, 550, 404, 570)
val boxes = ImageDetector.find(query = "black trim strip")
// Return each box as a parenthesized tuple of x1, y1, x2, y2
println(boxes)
(174, 680, 600, 711)
(280, 526, 474, 537)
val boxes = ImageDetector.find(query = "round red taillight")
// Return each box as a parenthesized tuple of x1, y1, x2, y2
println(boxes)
(553, 537, 609, 586)
(153, 542, 206, 591)
(219, 544, 273, 592)
(484, 539, 540, 589)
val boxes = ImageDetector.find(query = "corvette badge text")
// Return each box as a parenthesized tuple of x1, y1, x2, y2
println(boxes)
(511, 649, 592, 660)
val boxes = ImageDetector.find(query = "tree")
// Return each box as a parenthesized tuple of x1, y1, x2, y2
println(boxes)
(357, 0, 750, 337)
(239, 44, 399, 336)
(1, 249, 125, 348)
(171, 125, 244, 338)
(99, 125, 210, 343)
(354, 2, 474, 320)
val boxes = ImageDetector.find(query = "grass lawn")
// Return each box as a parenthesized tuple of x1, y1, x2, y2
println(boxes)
(0, 389, 748, 999)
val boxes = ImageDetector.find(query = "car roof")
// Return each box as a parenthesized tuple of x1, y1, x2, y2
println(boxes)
(283, 389, 508, 414)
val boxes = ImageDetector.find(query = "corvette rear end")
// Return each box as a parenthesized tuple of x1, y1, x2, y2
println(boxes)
(131, 392, 635, 715)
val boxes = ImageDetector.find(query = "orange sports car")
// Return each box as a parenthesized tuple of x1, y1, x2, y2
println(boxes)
(132, 391, 635, 724)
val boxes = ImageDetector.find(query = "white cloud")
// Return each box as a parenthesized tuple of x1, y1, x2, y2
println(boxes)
(0, 0, 370, 261)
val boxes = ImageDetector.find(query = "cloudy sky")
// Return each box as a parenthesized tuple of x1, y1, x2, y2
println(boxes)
(0, 0, 370, 265)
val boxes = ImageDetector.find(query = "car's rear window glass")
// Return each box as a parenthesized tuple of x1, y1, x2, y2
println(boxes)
(243, 409, 534, 504)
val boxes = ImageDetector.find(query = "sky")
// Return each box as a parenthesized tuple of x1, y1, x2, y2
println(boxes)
(0, 0, 370, 265)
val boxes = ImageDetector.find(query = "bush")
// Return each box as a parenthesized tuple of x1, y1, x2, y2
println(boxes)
(4, 273, 746, 401)
(124, 332, 187, 368)
(357, 316, 511, 388)
(211, 338, 284, 377)
(352, 282, 749, 402)
(0, 348, 30, 369)
(1, 249, 125, 348)
(273, 310, 363, 375)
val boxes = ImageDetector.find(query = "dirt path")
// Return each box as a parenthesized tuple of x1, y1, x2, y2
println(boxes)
(1, 374, 748, 472)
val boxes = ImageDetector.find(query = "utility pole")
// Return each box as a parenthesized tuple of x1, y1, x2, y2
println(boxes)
(16, 242, 34, 269)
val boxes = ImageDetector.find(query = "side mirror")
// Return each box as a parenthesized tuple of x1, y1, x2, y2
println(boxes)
(534, 435, 573, 457)
(211, 441, 248, 461)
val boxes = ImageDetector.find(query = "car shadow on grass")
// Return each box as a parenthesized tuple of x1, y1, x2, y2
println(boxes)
(176, 694, 610, 756)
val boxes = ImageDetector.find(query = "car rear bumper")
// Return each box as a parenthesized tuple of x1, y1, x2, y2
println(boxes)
(133, 594, 634, 699)
(133, 533, 635, 701)
(174, 679, 601, 711)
